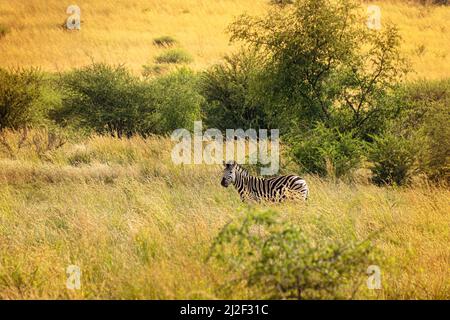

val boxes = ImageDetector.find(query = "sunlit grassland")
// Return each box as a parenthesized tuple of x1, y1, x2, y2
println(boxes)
(0, 131, 448, 299)
(0, 0, 449, 79)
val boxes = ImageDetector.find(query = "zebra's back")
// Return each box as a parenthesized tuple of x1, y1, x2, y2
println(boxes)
(248, 174, 308, 201)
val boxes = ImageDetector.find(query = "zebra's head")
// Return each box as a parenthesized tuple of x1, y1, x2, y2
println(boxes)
(221, 160, 237, 187)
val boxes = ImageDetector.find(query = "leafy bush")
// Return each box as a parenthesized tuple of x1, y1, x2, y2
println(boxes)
(149, 68, 203, 134)
(57, 63, 155, 137)
(419, 104, 450, 183)
(0, 68, 45, 130)
(290, 124, 365, 178)
(56, 63, 202, 136)
(153, 36, 177, 47)
(208, 209, 375, 299)
(368, 133, 417, 186)
(405, 79, 449, 183)
(228, 0, 408, 138)
(155, 49, 193, 64)
(201, 50, 268, 129)
(389, 79, 450, 183)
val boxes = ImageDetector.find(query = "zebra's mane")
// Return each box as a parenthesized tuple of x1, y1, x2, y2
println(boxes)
(234, 163, 251, 178)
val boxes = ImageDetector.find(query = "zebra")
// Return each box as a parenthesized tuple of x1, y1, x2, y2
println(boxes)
(220, 161, 308, 202)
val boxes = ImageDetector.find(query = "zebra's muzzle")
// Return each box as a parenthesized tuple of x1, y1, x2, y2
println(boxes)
(221, 178, 229, 187)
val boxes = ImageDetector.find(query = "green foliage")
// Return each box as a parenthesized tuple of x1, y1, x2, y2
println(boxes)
(209, 209, 375, 299)
(155, 49, 193, 64)
(201, 50, 268, 129)
(419, 103, 450, 183)
(149, 68, 203, 134)
(390, 79, 450, 183)
(290, 124, 365, 178)
(153, 35, 177, 47)
(229, 0, 408, 138)
(368, 132, 417, 186)
(0, 68, 45, 130)
(56, 63, 202, 136)
(365, 90, 449, 188)
(57, 63, 155, 137)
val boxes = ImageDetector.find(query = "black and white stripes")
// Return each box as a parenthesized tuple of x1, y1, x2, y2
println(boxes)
(221, 161, 308, 202)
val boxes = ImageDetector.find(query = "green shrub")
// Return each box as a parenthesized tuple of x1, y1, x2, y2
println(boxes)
(57, 63, 157, 137)
(155, 49, 193, 64)
(228, 0, 407, 138)
(290, 124, 365, 178)
(419, 104, 450, 183)
(0, 68, 45, 130)
(208, 209, 376, 299)
(391, 79, 450, 183)
(201, 50, 268, 129)
(56, 63, 202, 136)
(149, 68, 203, 133)
(368, 133, 417, 186)
(153, 36, 177, 47)
(406, 79, 449, 183)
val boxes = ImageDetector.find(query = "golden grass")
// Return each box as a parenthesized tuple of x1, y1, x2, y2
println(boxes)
(0, 0, 449, 79)
(0, 130, 448, 299)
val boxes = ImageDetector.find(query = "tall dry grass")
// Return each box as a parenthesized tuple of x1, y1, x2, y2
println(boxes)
(0, 130, 448, 299)
(0, 0, 449, 79)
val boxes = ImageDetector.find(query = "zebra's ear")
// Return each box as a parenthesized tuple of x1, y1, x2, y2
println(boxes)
(222, 160, 226, 167)
(223, 160, 236, 168)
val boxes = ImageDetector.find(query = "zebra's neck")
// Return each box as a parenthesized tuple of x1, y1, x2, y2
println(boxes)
(232, 164, 250, 183)
(232, 165, 260, 196)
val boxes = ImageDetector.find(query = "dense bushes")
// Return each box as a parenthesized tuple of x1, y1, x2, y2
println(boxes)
(1, 70, 446, 186)
(418, 103, 449, 182)
(149, 68, 203, 134)
(391, 79, 450, 183)
(201, 51, 268, 130)
(364, 79, 449, 185)
(290, 124, 365, 179)
(56, 63, 154, 137)
(56, 63, 202, 136)
(0, 0, 448, 186)
(198, 0, 448, 184)
(228, 0, 407, 138)
(209, 209, 376, 299)
(197, 0, 415, 181)
(0, 70, 448, 187)
(0, 68, 48, 130)
(368, 133, 417, 186)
